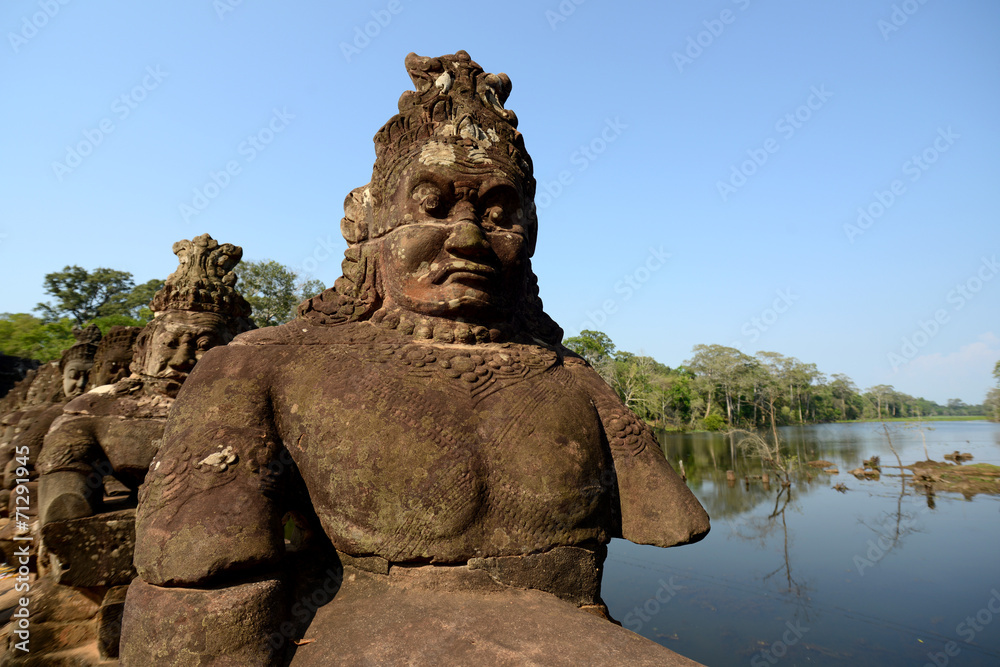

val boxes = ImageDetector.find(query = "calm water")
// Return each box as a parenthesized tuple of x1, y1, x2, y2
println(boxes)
(603, 421, 1000, 666)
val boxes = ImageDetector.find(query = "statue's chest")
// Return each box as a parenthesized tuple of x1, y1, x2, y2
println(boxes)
(272, 343, 608, 556)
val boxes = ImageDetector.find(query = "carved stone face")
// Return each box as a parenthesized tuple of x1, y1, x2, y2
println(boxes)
(92, 350, 134, 387)
(377, 158, 530, 321)
(141, 311, 231, 381)
(62, 359, 93, 398)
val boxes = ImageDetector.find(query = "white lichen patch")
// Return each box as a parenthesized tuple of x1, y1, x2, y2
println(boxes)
(466, 147, 491, 164)
(195, 445, 238, 472)
(434, 72, 452, 93)
(419, 141, 456, 166)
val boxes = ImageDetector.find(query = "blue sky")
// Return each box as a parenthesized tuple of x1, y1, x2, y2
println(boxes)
(1, 0, 997, 404)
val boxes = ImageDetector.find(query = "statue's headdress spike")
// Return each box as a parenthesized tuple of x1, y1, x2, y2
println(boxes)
(340, 51, 536, 246)
(148, 233, 252, 319)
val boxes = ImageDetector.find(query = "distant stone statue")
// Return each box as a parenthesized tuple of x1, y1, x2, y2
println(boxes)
(0, 326, 101, 560)
(0, 234, 255, 664)
(39, 234, 254, 525)
(89, 325, 142, 390)
(121, 52, 709, 666)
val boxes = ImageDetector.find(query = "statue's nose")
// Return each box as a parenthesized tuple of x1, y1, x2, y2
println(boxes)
(168, 343, 196, 371)
(451, 199, 477, 224)
(444, 220, 490, 258)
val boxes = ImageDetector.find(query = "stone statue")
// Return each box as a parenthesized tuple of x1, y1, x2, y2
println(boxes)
(89, 325, 142, 389)
(1, 235, 253, 664)
(60, 324, 102, 400)
(39, 233, 254, 524)
(121, 52, 709, 666)
(0, 326, 102, 562)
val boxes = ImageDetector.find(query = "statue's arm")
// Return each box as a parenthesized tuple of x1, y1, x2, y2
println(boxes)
(37, 405, 103, 524)
(566, 357, 710, 547)
(122, 345, 289, 666)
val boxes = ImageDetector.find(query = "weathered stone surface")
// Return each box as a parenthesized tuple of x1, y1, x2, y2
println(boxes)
(42, 509, 136, 587)
(122, 51, 710, 663)
(23, 576, 102, 624)
(468, 545, 604, 606)
(97, 585, 129, 659)
(285, 565, 703, 666)
(121, 577, 287, 666)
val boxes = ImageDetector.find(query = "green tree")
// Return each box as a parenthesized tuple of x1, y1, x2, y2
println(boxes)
(234, 260, 326, 327)
(36, 266, 136, 325)
(563, 330, 616, 366)
(116, 279, 164, 321)
(0, 313, 76, 362)
(685, 344, 755, 425)
(866, 384, 895, 420)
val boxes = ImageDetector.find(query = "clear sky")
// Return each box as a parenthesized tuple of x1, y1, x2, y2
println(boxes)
(1, 0, 997, 405)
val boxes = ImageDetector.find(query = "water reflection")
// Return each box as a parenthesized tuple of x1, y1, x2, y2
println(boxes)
(604, 421, 1000, 666)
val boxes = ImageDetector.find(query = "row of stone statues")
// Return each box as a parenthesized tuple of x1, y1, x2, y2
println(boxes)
(0, 233, 255, 662)
(0, 51, 710, 666)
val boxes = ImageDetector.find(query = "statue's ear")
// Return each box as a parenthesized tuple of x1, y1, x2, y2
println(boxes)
(341, 185, 372, 244)
(524, 201, 538, 258)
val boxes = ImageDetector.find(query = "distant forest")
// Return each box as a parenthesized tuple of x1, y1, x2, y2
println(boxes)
(563, 331, 999, 431)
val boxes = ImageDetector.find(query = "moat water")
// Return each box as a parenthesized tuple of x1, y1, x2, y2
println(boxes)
(603, 421, 1000, 666)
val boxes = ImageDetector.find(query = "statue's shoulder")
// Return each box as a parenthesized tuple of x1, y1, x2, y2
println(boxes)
(62, 386, 123, 416)
(230, 319, 384, 348)
(558, 347, 605, 383)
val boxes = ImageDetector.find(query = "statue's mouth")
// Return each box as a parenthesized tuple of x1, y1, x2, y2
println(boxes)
(433, 261, 496, 284)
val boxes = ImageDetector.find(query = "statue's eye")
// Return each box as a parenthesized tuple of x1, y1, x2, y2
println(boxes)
(412, 183, 446, 218)
(479, 185, 519, 231)
(196, 336, 215, 351)
(422, 194, 443, 216)
(483, 205, 505, 229)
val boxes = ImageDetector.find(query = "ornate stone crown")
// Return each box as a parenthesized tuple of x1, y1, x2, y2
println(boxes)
(343, 50, 536, 245)
(59, 325, 102, 370)
(149, 234, 252, 320)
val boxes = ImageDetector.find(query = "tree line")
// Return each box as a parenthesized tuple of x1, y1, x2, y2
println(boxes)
(563, 331, 995, 431)
(1, 261, 323, 362)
